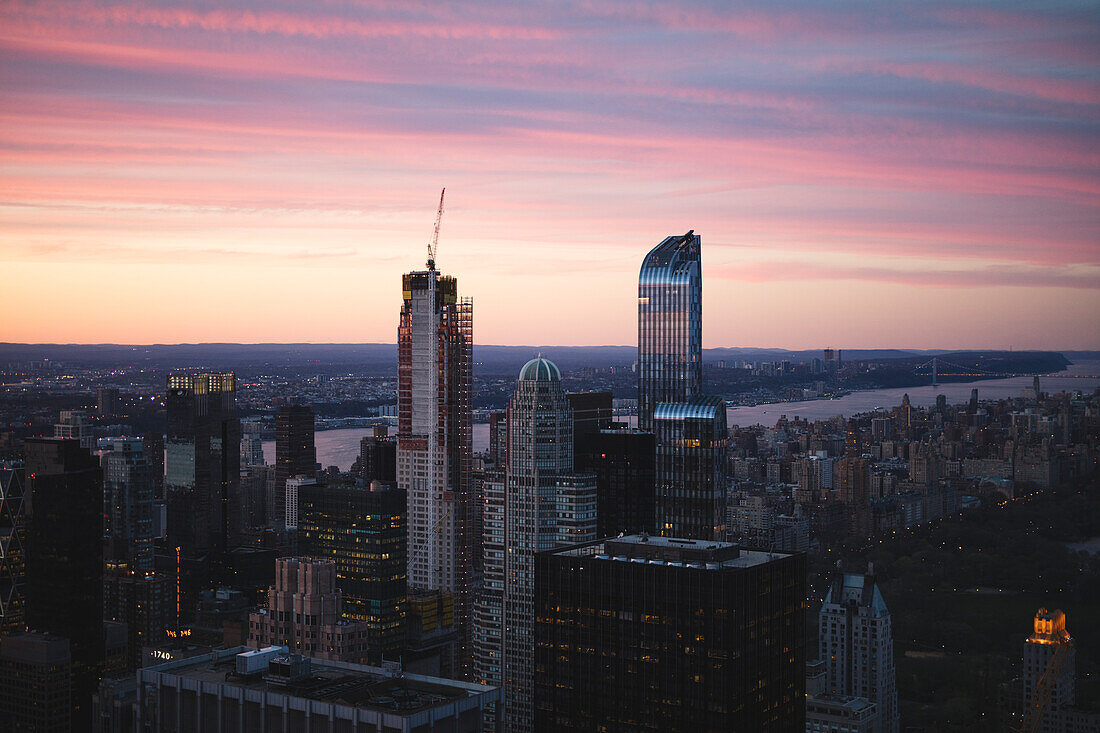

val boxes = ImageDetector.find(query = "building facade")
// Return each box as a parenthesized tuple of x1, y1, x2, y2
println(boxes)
(574, 427, 656, 538)
(100, 438, 156, 573)
(637, 231, 702, 432)
(297, 482, 408, 664)
(397, 265, 474, 650)
(475, 358, 598, 733)
(165, 372, 241, 556)
(819, 567, 899, 733)
(535, 535, 806, 731)
(0, 466, 25, 639)
(0, 632, 71, 733)
(24, 438, 104, 732)
(248, 557, 371, 662)
(654, 396, 728, 540)
(273, 404, 316, 528)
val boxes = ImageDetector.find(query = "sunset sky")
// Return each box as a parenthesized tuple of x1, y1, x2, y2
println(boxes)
(2, 1, 1098, 349)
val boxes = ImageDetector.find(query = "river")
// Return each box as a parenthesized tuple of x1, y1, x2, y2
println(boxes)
(266, 361, 1099, 471)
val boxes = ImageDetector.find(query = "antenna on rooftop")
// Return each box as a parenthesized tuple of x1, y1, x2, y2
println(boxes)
(426, 187, 445, 270)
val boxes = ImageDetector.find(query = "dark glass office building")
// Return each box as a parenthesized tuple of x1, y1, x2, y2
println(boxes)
(297, 482, 407, 664)
(638, 231, 702, 432)
(535, 535, 805, 732)
(274, 404, 316, 528)
(654, 396, 728, 540)
(24, 438, 104, 732)
(165, 372, 241, 556)
(573, 428, 655, 537)
(358, 427, 396, 485)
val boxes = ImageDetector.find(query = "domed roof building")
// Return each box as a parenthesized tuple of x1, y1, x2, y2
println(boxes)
(518, 356, 560, 383)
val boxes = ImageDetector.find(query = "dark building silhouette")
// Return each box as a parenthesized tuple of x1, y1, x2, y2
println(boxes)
(24, 437, 103, 732)
(165, 372, 240, 556)
(488, 411, 507, 466)
(574, 428, 655, 537)
(358, 425, 396, 485)
(0, 632, 71, 732)
(535, 535, 806, 731)
(566, 391, 613, 451)
(273, 404, 316, 528)
(0, 466, 26, 640)
(297, 482, 407, 664)
(100, 438, 155, 573)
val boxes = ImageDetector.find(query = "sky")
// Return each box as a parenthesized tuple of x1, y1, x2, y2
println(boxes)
(1, 0, 1098, 349)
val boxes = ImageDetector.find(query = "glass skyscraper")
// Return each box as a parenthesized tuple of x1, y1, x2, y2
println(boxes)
(654, 396, 728, 540)
(638, 230, 702, 432)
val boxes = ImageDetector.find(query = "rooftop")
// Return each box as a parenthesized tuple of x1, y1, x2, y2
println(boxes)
(142, 647, 496, 717)
(555, 533, 792, 569)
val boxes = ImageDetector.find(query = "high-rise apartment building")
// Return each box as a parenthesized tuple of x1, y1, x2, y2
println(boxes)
(165, 372, 241, 556)
(248, 557, 372, 662)
(397, 262, 473, 651)
(535, 535, 806, 731)
(654, 396, 728, 540)
(24, 438, 103, 732)
(637, 231, 702, 432)
(819, 566, 899, 733)
(273, 405, 316, 528)
(475, 358, 597, 733)
(1011, 608, 1100, 733)
(0, 466, 25, 639)
(297, 482, 407, 664)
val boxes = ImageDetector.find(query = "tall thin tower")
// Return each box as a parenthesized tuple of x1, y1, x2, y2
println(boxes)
(397, 191, 474, 661)
(637, 230, 702, 431)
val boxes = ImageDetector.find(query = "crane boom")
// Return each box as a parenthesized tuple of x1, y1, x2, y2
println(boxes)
(426, 187, 445, 270)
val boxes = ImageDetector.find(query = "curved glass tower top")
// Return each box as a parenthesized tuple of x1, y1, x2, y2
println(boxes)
(638, 230, 702, 431)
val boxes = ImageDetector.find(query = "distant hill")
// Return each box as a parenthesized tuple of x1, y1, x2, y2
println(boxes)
(0, 343, 1080, 376)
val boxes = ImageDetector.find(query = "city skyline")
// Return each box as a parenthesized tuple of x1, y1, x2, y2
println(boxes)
(1, 2, 1098, 349)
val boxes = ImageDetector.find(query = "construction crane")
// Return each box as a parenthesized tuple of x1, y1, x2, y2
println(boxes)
(1018, 643, 1069, 733)
(426, 187, 445, 270)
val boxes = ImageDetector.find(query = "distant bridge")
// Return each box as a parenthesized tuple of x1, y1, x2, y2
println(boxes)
(912, 358, 1085, 386)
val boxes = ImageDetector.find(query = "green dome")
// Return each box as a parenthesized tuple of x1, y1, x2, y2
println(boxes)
(519, 356, 561, 382)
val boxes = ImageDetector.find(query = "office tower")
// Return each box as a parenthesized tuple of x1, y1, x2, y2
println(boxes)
(282, 475, 315, 531)
(248, 557, 371, 662)
(573, 427, 655, 537)
(535, 535, 806, 731)
(473, 469, 505, 695)
(0, 466, 25, 639)
(0, 632, 71, 732)
(397, 260, 473, 649)
(637, 231, 702, 432)
(54, 409, 95, 449)
(141, 433, 164, 500)
(240, 419, 265, 468)
(654, 396, 728, 540)
(102, 570, 169, 672)
(165, 372, 241, 556)
(273, 405, 315, 528)
(96, 387, 120, 417)
(100, 437, 155, 573)
(359, 425, 397, 484)
(297, 482, 407, 664)
(132, 646, 500, 733)
(24, 438, 104, 732)
(481, 357, 597, 733)
(819, 566, 899, 733)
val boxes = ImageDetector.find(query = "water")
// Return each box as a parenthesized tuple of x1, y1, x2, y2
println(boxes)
(266, 361, 1099, 470)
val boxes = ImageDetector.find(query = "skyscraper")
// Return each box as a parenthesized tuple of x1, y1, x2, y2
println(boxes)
(397, 259, 473, 653)
(637, 230, 702, 432)
(478, 357, 597, 733)
(819, 565, 899, 733)
(24, 438, 103, 732)
(0, 466, 25, 640)
(574, 428, 655, 537)
(654, 396, 728, 540)
(165, 372, 241, 556)
(100, 437, 155, 573)
(297, 481, 408, 664)
(535, 535, 806, 731)
(273, 404, 316, 528)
